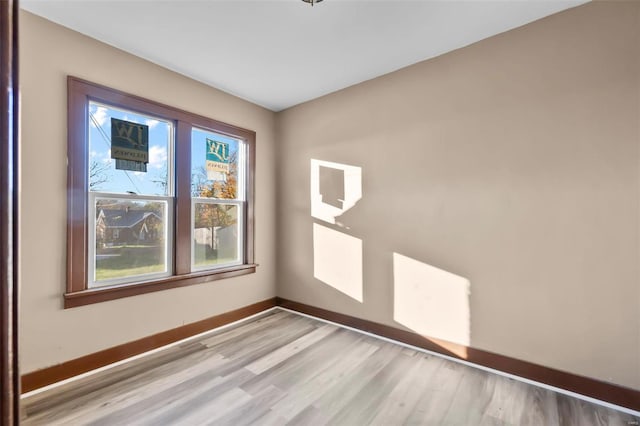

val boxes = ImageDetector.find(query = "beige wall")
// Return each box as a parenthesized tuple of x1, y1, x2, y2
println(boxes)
(276, 1, 640, 389)
(19, 11, 277, 373)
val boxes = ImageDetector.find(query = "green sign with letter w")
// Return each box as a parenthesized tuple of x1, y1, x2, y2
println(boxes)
(111, 118, 149, 172)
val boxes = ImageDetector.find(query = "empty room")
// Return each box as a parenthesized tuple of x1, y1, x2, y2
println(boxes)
(1, 0, 639, 424)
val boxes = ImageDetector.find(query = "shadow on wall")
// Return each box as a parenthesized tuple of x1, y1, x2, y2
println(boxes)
(311, 159, 364, 303)
(311, 159, 362, 227)
(310, 159, 471, 357)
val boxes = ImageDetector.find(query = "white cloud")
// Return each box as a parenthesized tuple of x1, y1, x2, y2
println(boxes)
(91, 150, 109, 160)
(102, 151, 112, 164)
(149, 146, 167, 169)
(90, 106, 108, 127)
(145, 119, 159, 129)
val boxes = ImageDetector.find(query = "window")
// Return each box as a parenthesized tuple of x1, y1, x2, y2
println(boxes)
(66, 77, 256, 308)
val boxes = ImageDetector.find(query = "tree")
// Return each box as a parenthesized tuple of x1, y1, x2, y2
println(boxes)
(191, 151, 238, 200)
(151, 164, 169, 195)
(89, 160, 110, 190)
(193, 152, 238, 255)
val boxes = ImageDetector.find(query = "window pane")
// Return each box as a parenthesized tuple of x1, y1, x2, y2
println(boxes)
(191, 128, 241, 200)
(93, 198, 170, 286)
(88, 101, 172, 196)
(193, 203, 240, 268)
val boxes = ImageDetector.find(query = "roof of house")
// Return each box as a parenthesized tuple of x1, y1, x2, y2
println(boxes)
(98, 209, 161, 229)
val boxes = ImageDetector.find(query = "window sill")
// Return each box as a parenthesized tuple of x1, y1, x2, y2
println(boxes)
(64, 264, 258, 309)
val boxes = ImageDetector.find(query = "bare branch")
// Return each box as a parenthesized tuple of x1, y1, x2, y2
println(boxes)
(89, 160, 110, 190)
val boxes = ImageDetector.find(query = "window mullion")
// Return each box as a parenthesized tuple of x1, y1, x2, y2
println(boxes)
(174, 120, 192, 275)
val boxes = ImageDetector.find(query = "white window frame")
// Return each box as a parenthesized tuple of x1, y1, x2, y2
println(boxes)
(88, 192, 174, 288)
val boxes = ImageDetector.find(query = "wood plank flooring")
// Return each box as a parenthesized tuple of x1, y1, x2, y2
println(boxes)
(21, 309, 639, 425)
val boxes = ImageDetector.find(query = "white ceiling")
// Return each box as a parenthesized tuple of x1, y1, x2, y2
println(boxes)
(22, 0, 587, 111)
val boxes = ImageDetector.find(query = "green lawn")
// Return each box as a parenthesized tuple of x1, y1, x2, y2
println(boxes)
(96, 264, 166, 280)
(95, 243, 238, 281)
(194, 257, 238, 267)
(193, 242, 238, 267)
(96, 245, 165, 281)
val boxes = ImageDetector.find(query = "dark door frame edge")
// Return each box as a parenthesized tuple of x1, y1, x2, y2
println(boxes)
(1, 0, 20, 424)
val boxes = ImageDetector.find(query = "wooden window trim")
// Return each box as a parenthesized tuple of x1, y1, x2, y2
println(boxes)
(66, 77, 256, 308)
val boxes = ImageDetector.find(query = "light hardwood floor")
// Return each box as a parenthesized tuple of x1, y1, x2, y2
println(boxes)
(21, 309, 639, 425)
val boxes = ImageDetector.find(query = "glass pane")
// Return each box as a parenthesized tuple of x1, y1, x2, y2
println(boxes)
(193, 203, 240, 268)
(191, 128, 241, 200)
(93, 198, 169, 285)
(88, 101, 172, 196)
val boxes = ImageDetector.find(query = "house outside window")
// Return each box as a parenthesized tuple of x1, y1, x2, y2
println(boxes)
(66, 77, 256, 308)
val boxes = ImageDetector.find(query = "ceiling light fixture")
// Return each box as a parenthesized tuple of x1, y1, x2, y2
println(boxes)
(302, 0, 323, 6)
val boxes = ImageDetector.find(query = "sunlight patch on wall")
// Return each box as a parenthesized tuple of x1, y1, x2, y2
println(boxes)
(310, 159, 362, 225)
(393, 253, 471, 350)
(313, 223, 363, 302)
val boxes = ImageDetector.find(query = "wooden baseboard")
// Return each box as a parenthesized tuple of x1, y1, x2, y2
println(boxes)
(21, 298, 277, 393)
(21, 296, 639, 412)
(276, 297, 640, 412)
